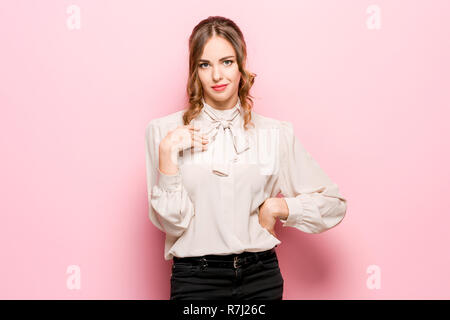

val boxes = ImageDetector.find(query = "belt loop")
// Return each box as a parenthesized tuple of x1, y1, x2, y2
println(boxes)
(233, 256, 239, 268)
(200, 257, 208, 269)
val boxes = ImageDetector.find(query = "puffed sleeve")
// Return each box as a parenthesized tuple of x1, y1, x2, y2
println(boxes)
(275, 121, 347, 233)
(145, 120, 195, 238)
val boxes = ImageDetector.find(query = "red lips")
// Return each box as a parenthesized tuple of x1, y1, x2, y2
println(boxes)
(212, 84, 228, 89)
(212, 84, 228, 91)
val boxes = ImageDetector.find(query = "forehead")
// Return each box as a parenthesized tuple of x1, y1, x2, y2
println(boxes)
(200, 36, 235, 59)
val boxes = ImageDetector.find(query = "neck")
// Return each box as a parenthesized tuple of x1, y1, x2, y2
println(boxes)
(203, 95, 239, 111)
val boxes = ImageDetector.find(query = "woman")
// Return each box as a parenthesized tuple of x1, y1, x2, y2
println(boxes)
(145, 16, 347, 300)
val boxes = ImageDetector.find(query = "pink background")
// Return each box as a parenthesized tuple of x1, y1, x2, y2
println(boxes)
(1, 0, 449, 299)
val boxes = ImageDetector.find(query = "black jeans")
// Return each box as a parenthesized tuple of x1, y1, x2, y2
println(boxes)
(170, 247, 284, 300)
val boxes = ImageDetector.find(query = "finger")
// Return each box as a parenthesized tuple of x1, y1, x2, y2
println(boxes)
(190, 134, 209, 147)
(187, 123, 200, 131)
(191, 131, 209, 143)
(190, 140, 209, 152)
(193, 130, 209, 139)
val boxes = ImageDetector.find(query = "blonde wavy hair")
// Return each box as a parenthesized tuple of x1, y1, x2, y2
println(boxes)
(182, 16, 256, 130)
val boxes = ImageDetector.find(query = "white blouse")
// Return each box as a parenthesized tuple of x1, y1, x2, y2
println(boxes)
(145, 98, 347, 260)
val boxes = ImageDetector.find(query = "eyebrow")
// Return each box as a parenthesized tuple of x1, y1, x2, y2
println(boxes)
(198, 55, 235, 63)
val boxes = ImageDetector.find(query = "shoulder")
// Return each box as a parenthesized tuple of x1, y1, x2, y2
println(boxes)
(251, 112, 296, 161)
(145, 108, 188, 146)
(145, 108, 187, 134)
(251, 110, 294, 133)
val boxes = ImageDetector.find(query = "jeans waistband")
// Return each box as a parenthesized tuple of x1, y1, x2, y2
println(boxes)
(173, 247, 277, 268)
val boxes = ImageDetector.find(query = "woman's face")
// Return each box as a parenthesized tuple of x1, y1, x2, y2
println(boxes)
(197, 36, 241, 109)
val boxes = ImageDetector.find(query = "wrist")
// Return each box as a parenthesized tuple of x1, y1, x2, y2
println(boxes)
(159, 139, 174, 154)
(276, 198, 289, 220)
(159, 141, 179, 174)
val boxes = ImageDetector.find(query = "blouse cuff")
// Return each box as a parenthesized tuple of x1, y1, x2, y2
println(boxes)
(157, 167, 182, 192)
(279, 197, 304, 227)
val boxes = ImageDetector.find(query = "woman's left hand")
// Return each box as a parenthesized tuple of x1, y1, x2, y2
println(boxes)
(258, 198, 287, 238)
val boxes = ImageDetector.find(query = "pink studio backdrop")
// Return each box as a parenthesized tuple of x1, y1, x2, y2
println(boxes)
(1, 0, 449, 299)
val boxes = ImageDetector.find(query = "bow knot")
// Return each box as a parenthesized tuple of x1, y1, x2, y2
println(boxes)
(217, 119, 231, 129)
(200, 98, 250, 177)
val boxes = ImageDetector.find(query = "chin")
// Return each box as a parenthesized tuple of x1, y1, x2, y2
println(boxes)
(208, 93, 229, 101)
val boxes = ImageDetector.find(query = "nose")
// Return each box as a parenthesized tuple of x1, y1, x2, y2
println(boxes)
(212, 66, 222, 82)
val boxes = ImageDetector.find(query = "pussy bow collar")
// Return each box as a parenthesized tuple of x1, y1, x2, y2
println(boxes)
(198, 97, 250, 177)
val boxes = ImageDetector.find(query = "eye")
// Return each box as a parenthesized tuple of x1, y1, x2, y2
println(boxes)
(198, 60, 234, 69)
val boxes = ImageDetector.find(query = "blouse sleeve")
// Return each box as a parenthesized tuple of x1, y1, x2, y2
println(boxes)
(275, 121, 347, 234)
(145, 121, 195, 238)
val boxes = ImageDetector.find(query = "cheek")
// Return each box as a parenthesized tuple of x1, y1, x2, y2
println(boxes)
(197, 72, 207, 85)
(227, 68, 241, 83)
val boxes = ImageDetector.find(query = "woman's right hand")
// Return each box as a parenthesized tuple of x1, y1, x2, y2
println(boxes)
(160, 123, 209, 153)
(159, 123, 209, 171)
